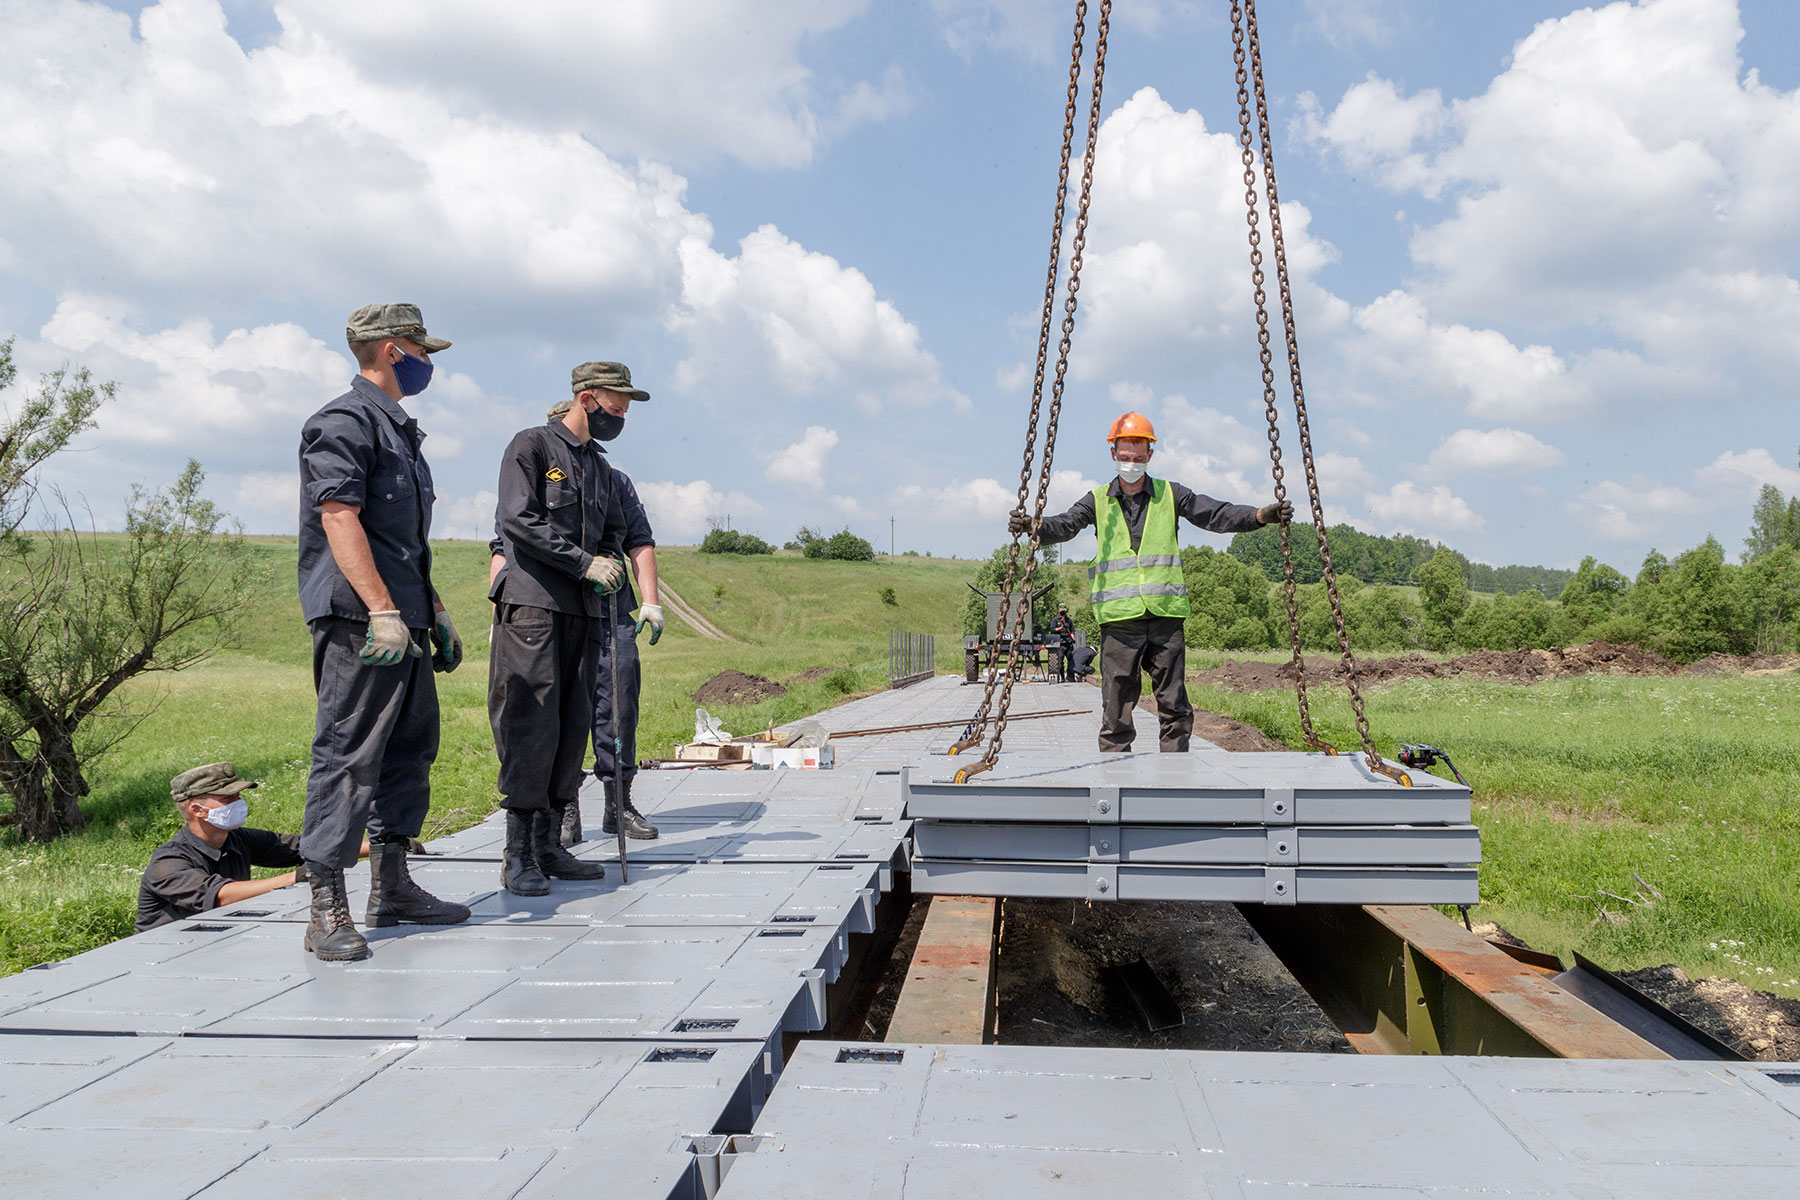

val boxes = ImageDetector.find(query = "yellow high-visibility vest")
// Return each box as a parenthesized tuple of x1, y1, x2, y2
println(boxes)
(1088, 479, 1189, 623)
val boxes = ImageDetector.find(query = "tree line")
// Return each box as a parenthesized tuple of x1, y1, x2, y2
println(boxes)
(1227, 523, 1574, 597)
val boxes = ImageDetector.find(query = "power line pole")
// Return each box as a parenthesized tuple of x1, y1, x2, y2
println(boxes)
(890, 516, 895, 557)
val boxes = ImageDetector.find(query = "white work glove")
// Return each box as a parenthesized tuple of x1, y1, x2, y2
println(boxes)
(635, 603, 664, 645)
(583, 556, 625, 594)
(430, 610, 463, 673)
(361, 610, 421, 666)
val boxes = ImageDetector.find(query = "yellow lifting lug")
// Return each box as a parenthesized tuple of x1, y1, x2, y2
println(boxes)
(1303, 736, 1339, 756)
(947, 736, 981, 756)
(1368, 757, 1413, 787)
(953, 759, 995, 785)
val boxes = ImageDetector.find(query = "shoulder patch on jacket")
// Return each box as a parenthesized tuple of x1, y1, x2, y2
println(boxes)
(545, 467, 566, 482)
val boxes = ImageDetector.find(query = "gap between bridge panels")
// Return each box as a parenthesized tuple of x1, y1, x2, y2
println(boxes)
(884, 895, 1000, 1045)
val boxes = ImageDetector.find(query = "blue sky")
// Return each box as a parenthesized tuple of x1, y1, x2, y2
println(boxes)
(3, 0, 1797, 574)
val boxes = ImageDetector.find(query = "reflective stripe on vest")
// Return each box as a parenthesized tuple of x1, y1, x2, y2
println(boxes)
(1088, 479, 1190, 623)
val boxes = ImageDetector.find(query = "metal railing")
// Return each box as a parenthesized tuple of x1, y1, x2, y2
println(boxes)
(888, 630, 935, 689)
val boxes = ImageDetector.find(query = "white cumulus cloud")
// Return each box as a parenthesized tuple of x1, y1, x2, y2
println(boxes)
(1364, 481, 1484, 536)
(637, 479, 763, 540)
(765, 426, 841, 486)
(1573, 480, 1698, 543)
(1426, 428, 1567, 476)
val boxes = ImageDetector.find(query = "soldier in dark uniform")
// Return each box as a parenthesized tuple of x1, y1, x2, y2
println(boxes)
(296, 303, 472, 962)
(486, 363, 629, 894)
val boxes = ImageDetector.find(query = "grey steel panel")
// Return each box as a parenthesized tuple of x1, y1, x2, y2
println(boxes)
(0, 1038, 766, 1200)
(1295, 825, 1481, 866)
(912, 859, 1480, 905)
(1294, 867, 1480, 906)
(1, 1129, 272, 1199)
(0, 1034, 170, 1123)
(719, 1042, 1800, 1198)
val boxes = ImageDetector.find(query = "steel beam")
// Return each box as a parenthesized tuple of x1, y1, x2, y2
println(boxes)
(1241, 904, 1669, 1059)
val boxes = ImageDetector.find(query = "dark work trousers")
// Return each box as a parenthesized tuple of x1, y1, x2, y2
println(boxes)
(1097, 615, 1193, 753)
(591, 602, 642, 785)
(301, 617, 439, 867)
(1055, 641, 1075, 683)
(489, 605, 598, 811)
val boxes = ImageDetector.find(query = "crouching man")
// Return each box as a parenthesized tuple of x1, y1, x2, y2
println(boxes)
(137, 763, 370, 932)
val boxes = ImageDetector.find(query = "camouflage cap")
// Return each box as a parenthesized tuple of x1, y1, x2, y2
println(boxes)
(170, 762, 259, 804)
(345, 303, 451, 353)
(546, 398, 575, 421)
(571, 361, 649, 402)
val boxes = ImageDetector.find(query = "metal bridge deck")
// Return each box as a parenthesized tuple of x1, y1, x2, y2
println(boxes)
(1, 675, 1791, 1195)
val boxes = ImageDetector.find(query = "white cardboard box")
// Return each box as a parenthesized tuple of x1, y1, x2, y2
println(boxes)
(750, 743, 834, 770)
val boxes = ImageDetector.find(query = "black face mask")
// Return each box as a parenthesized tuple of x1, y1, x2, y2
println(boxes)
(587, 408, 626, 441)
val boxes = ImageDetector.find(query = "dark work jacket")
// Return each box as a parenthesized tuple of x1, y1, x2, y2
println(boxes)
(1036, 477, 1264, 550)
(136, 827, 303, 932)
(298, 376, 437, 630)
(491, 440, 654, 621)
(493, 422, 614, 618)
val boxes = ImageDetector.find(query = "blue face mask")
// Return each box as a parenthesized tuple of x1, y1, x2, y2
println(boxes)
(392, 351, 434, 397)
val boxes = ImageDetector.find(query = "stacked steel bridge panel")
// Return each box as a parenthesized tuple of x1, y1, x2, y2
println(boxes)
(0, 676, 1793, 1196)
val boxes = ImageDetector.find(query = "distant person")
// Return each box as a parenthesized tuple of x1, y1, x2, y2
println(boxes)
(485, 363, 628, 895)
(136, 763, 370, 932)
(1013, 412, 1290, 752)
(296, 303, 472, 962)
(1050, 604, 1076, 683)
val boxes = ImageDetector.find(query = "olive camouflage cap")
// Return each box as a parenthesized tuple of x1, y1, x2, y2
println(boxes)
(546, 398, 575, 421)
(346, 303, 451, 353)
(170, 762, 259, 804)
(571, 361, 649, 402)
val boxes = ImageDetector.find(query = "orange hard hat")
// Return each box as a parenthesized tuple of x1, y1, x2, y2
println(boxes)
(1106, 412, 1157, 443)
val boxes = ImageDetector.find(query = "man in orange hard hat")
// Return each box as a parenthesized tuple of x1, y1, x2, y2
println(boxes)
(1012, 412, 1291, 752)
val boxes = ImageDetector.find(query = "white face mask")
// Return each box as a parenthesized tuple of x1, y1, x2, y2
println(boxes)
(203, 798, 249, 831)
(1115, 460, 1148, 484)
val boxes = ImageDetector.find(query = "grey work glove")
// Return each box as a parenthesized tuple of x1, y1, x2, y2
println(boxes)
(404, 836, 433, 856)
(361, 610, 422, 666)
(635, 603, 664, 646)
(1007, 511, 1038, 536)
(1257, 499, 1295, 526)
(291, 862, 310, 887)
(430, 610, 463, 673)
(583, 555, 625, 594)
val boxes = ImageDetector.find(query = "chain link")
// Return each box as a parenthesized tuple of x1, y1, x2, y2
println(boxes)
(952, 0, 1091, 757)
(1232, 0, 1408, 786)
(960, 0, 1112, 782)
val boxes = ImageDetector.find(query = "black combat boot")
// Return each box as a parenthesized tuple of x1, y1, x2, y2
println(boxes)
(558, 799, 584, 847)
(303, 861, 371, 962)
(535, 805, 606, 880)
(602, 778, 659, 840)
(501, 808, 549, 896)
(366, 838, 472, 927)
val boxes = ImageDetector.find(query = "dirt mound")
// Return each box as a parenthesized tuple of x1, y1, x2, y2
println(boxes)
(690, 670, 787, 707)
(1616, 965, 1800, 1060)
(1193, 640, 1678, 691)
(1681, 651, 1800, 676)
(787, 665, 849, 685)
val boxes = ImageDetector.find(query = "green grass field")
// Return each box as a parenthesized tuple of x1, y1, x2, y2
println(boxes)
(4, 540, 1797, 1004)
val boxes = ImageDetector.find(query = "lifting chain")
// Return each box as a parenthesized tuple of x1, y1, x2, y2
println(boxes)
(950, 0, 1106, 765)
(954, 0, 1112, 784)
(1231, 0, 1409, 787)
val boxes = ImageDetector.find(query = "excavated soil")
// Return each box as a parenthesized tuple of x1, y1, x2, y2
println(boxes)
(1680, 651, 1800, 676)
(1193, 640, 1686, 691)
(995, 898, 1351, 1053)
(787, 665, 850, 685)
(690, 670, 787, 707)
(1615, 965, 1800, 1061)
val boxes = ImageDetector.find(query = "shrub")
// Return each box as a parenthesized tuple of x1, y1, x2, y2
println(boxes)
(878, 586, 897, 606)
(699, 528, 774, 555)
